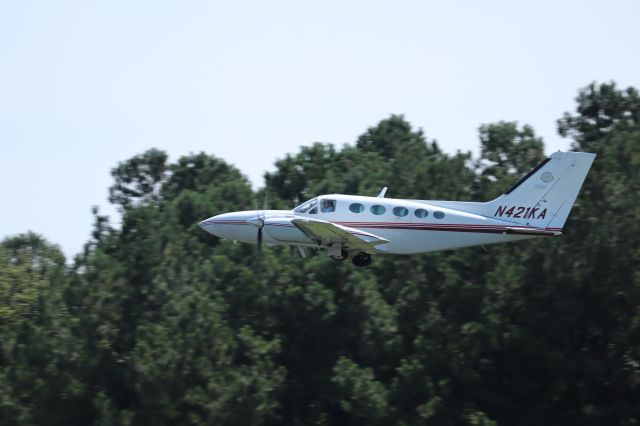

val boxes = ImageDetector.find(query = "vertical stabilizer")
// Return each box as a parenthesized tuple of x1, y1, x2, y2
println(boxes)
(485, 151, 596, 229)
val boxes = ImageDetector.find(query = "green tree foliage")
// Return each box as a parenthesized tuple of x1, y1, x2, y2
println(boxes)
(558, 82, 640, 150)
(0, 234, 90, 425)
(1, 83, 638, 425)
(266, 115, 475, 204)
(475, 122, 545, 199)
(109, 148, 169, 210)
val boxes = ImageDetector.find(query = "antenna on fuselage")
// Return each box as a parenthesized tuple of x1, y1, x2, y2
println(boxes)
(377, 187, 388, 198)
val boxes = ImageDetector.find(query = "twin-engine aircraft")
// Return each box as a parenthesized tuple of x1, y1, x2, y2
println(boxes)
(198, 151, 595, 266)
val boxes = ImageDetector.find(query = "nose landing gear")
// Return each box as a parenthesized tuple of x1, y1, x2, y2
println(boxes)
(352, 252, 372, 267)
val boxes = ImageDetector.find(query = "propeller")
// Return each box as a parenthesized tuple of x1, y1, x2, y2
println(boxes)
(248, 192, 268, 260)
(254, 213, 265, 257)
(289, 195, 300, 257)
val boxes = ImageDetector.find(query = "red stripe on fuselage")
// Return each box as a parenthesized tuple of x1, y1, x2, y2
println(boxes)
(207, 220, 560, 235)
(336, 221, 561, 232)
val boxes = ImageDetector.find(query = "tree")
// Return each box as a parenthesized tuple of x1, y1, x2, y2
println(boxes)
(109, 148, 168, 210)
(558, 82, 640, 151)
(475, 121, 545, 200)
(2, 84, 639, 425)
(0, 234, 90, 425)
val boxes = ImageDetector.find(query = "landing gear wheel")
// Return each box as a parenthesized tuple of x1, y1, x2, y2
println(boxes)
(330, 249, 349, 261)
(352, 252, 372, 267)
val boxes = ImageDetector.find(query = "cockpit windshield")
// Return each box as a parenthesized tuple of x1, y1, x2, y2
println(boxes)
(294, 197, 318, 214)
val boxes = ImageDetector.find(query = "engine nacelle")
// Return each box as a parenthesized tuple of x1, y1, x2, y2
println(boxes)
(264, 217, 314, 244)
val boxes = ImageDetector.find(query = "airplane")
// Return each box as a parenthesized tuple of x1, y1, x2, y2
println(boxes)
(198, 151, 595, 267)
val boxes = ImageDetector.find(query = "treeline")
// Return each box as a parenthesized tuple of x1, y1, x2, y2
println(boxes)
(1, 82, 639, 425)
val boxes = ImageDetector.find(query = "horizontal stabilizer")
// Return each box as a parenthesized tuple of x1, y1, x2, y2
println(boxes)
(504, 227, 561, 237)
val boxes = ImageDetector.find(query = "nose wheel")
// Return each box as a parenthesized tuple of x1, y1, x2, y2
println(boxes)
(352, 252, 372, 267)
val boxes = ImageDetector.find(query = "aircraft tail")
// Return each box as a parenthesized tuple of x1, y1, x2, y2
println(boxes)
(483, 151, 596, 229)
(409, 151, 595, 230)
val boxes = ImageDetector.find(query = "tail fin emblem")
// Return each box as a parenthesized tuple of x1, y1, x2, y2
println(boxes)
(540, 172, 554, 183)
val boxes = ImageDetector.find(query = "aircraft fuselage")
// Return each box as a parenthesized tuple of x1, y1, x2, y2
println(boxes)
(199, 194, 546, 255)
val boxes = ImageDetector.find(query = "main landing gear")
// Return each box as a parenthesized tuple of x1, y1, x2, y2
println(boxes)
(352, 252, 372, 267)
(328, 244, 372, 267)
(329, 244, 349, 260)
(329, 248, 349, 261)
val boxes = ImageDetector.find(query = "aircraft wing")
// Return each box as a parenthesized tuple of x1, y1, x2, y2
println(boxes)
(291, 218, 389, 251)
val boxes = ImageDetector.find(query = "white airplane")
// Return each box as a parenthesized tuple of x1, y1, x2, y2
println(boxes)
(198, 151, 595, 266)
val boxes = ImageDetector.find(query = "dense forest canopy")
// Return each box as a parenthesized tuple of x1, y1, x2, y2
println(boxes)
(1, 82, 639, 425)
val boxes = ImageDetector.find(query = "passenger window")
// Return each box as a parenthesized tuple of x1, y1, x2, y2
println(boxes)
(349, 203, 365, 213)
(433, 211, 445, 219)
(370, 205, 386, 215)
(320, 199, 336, 213)
(393, 206, 408, 217)
(414, 209, 428, 218)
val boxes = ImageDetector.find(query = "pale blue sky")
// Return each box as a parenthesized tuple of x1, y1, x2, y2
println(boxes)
(1, 0, 639, 259)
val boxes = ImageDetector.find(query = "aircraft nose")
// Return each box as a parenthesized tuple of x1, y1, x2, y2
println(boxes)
(198, 216, 222, 237)
(197, 212, 257, 242)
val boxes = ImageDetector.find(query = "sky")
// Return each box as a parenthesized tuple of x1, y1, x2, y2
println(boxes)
(1, 0, 639, 260)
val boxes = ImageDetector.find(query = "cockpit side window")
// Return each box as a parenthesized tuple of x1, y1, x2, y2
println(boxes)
(294, 198, 318, 214)
(320, 199, 336, 213)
